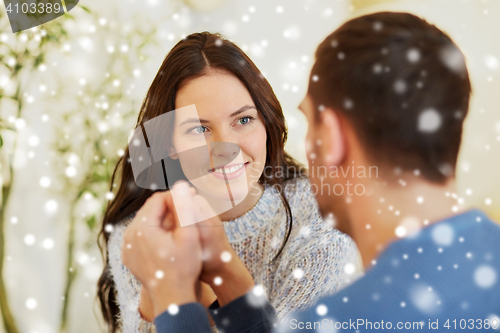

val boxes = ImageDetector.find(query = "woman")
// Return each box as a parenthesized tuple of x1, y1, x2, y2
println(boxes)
(97, 32, 360, 333)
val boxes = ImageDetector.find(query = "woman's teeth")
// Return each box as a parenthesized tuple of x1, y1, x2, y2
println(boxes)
(213, 163, 245, 174)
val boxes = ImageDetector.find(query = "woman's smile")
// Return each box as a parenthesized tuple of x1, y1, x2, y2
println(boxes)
(208, 161, 250, 180)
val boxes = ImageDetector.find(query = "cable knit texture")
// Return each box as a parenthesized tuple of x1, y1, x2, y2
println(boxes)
(107, 177, 361, 332)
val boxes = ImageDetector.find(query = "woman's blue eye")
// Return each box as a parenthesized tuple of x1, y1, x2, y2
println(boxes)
(191, 126, 207, 134)
(239, 117, 252, 125)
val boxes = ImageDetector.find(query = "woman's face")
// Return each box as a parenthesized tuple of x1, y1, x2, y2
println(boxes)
(171, 71, 267, 210)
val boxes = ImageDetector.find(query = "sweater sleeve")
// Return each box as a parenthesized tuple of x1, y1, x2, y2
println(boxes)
(108, 220, 157, 333)
(271, 178, 362, 319)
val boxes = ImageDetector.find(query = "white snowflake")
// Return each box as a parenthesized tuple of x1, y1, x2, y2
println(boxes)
(66, 166, 77, 178)
(28, 135, 40, 147)
(25, 298, 37, 310)
(486, 314, 500, 330)
(316, 304, 328, 316)
(373, 63, 383, 74)
(474, 265, 497, 289)
(220, 251, 232, 262)
(168, 304, 179, 315)
(39, 177, 51, 188)
(246, 285, 268, 308)
(213, 276, 223, 286)
(343, 263, 356, 275)
(283, 26, 300, 41)
(299, 225, 310, 237)
(418, 108, 442, 133)
(431, 223, 454, 246)
(24, 234, 36, 246)
(343, 98, 353, 109)
(42, 238, 54, 249)
(484, 54, 500, 71)
(395, 225, 407, 238)
(324, 213, 336, 228)
(45, 200, 58, 213)
(407, 48, 421, 63)
(440, 44, 466, 74)
(393, 79, 407, 94)
(293, 268, 304, 279)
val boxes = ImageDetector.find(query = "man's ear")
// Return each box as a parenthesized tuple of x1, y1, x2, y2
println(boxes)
(168, 145, 179, 160)
(318, 108, 346, 167)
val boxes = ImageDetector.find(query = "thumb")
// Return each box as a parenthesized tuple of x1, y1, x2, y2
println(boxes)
(192, 194, 220, 227)
(171, 180, 195, 227)
(192, 195, 225, 243)
(174, 215, 201, 247)
(162, 187, 197, 229)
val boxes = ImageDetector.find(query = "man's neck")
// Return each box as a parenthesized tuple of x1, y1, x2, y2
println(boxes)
(344, 176, 460, 269)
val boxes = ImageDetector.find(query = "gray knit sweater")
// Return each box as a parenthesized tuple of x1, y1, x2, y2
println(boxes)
(107, 177, 361, 332)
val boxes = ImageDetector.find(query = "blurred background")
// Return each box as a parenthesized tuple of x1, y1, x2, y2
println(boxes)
(0, 0, 498, 332)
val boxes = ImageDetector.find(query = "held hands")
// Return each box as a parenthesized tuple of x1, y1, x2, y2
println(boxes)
(122, 181, 254, 319)
(122, 183, 202, 317)
(192, 196, 255, 306)
(175, 183, 256, 305)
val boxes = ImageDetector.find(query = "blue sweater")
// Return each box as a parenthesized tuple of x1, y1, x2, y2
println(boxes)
(155, 209, 500, 332)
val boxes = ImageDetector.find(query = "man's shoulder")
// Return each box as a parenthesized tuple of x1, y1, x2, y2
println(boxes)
(392, 209, 500, 261)
(280, 210, 500, 331)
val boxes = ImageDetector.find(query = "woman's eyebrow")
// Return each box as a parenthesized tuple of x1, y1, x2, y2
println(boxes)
(179, 105, 256, 126)
(230, 105, 256, 117)
(179, 118, 208, 126)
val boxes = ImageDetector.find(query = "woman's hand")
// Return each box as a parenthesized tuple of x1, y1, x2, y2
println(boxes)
(197, 280, 217, 307)
(139, 287, 155, 322)
(189, 194, 256, 306)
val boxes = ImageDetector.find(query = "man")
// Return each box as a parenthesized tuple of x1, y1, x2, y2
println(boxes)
(122, 12, 500, 333)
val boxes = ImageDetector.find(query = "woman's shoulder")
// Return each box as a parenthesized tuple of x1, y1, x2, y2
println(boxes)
(283, 175, 312, 194)
(107, 214, 136, 251)
(282, 176, 321, 221)
(280, 177, 356, 253)
(106, 213, 143, 292)
(282, 176, 316, 203)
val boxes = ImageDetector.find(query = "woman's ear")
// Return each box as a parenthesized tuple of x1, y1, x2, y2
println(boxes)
(318, 108, 346, 167)
(168, 145, 179, 160)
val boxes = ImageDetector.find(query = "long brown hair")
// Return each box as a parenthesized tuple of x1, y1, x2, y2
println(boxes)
(97, 32, 305, 332)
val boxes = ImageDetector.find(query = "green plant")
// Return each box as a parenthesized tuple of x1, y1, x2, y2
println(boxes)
(1, 3, 168, 331)
(0, 10, 74, 333)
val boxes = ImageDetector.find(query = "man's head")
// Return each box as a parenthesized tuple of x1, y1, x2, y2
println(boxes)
(299, 12, 471, 234)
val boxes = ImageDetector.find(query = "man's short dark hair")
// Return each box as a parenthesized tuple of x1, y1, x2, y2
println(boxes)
(309, 12, 471, 183)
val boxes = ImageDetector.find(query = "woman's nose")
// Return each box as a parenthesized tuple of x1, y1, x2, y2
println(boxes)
(210, 141, 239, 159)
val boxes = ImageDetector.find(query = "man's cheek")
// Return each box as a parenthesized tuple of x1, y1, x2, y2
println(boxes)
(305, 130, 314, 158)
(305, 126, 320, 160)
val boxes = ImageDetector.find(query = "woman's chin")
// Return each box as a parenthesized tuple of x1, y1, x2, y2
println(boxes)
(192, 184, 248, 205)
(228, 189, 251, 203)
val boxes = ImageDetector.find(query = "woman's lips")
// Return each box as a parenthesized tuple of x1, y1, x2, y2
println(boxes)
(208, 162, 249, 180)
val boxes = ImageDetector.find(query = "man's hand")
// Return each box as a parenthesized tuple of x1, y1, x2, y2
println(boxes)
(122, 182, 203, 317)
